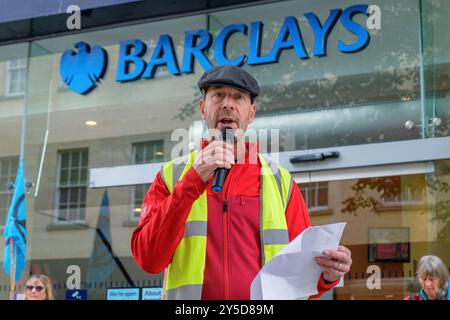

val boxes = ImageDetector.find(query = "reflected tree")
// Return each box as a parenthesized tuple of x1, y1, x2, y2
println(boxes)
(341, 161, 450, 245)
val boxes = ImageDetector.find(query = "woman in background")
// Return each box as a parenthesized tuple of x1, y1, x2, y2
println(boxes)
(405, 255, 449, 300)
(23, 274, 55, 300)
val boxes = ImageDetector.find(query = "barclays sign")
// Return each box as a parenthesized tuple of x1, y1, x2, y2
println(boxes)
(60, 4, 374, 94)
(60, 42, 107, 94)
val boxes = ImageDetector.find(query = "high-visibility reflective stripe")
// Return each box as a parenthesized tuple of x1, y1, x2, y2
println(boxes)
(186, 190, 208, 223)
(259, 174, 265, 267)
(286, 177, 293, 208)
(264, 244, 288, 262)
(184, 221, 207, 238)
(269, 161, 285, 208)
(259, 155, 286, 230)
(166, 235, 206, 291)
(162, 161, 174, 193)
(180, 150, 197, 180)
(165, 284, 203, 300)
(172, 162, 185, 189)
(263, 229, 290, 245)
(279, 166, 291, 210)
(164, 151, 207, 298)
(164, 152, 197, 191)
(258, 154, 290, 266)
(261, 155, 285, 210)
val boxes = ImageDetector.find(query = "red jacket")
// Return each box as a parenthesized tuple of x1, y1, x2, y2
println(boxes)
(131, 141, 339, 299)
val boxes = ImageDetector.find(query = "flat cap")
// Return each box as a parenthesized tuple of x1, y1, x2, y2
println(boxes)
(198, 65, 260, 98)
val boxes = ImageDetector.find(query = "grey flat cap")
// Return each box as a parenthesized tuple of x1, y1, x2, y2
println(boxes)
(198, 65, 260, 98)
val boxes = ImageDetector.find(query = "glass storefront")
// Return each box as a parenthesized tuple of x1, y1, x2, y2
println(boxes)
(299, 159, 450, 299)
(0, 0, 449, 299)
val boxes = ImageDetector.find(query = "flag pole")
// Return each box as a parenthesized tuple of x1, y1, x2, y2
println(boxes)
(9, 238, 15, 300)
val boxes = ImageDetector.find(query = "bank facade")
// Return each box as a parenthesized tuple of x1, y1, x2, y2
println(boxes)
(0, 0, 449, 300)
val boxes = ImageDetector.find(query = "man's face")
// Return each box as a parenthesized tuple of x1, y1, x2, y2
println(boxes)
(199, 85, 256, 132)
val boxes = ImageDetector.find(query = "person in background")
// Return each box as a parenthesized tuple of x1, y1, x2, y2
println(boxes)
(405, 255, 449, 300)
(23, 274, 55, 300)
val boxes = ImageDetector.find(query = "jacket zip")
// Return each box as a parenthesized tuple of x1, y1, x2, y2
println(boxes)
(222, 164, 239, 300)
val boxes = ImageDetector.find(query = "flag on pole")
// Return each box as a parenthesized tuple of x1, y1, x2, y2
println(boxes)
(3, 160, 27, 282)
(86, 190, 115, 294)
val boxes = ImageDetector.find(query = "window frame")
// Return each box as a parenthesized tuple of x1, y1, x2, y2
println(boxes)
(299, 181, 330, 213)
(129, 140, 164, 221)
(4, 59, 27, 97)
(381, 185, 426, 207)
(54, 149, 89, 224)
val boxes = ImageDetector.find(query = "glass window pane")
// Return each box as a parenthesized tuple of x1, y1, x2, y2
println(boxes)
(133, 141, 164, 164)
(71, 152, 80, 168)
(0, 194, 8, 211)
(70, 168, 79, 185)
(57, 209, 66, 221)
(79, 188, 86, 206)
(318, 187, 328, 207)
(61, 154, 70, 169)
(309, 188, 316, 207)
(10, 71, 17, 82)
(59, 169, 68, 186)
(59, 189, 68, 205)
(1, 161, 7, 175)
(144, 145, 150, 162)
(11, 82, 18, 94)
(0, 176, 8, 190)
(155, 141, 164, 162)
(0, 208, 7, 226)
(10, 160, 18, 175)
(134, 146, 144, 164)
(69, 208, 78, 221)
(80, 169, 87, 184)
(81, 151, 88, 167)
(70, 187, 79, 205)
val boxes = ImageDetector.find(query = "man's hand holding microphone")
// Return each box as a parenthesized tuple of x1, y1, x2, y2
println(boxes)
(192, 129, 235, 185)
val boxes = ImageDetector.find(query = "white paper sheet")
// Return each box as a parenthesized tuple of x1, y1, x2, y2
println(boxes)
(250, 222, 346, 300)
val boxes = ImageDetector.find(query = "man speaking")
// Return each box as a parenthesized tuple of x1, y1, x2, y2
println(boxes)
(131, 65, 352, 300)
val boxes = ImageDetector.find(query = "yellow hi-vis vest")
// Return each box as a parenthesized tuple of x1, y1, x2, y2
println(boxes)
(159, 150, 293, 300)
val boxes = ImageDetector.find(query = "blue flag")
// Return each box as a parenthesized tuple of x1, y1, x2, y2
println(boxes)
(3, 160, 27, 282)
(86, 190, 115, 294)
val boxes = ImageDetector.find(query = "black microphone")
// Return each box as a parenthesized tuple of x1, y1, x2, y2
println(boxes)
(212, 127, 234, 192)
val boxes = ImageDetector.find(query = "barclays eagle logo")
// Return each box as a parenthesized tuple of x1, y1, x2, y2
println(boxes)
(60, 42, 107, 94)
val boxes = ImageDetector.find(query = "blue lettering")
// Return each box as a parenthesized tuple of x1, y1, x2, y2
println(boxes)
(338, 4, 370, 53)
(108, 6, 372, 86)
(214, 24, 247, 66)
(268, 16, 308, 63)
(248, 21, 272, 65)
(116, 39, 146, 82)
(181, 29, 213, 73)
(305, 9, 342, 57)
(142, 34, 180, 78)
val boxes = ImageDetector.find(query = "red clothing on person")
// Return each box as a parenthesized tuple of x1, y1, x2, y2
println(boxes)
(131, 140, 339, 299)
